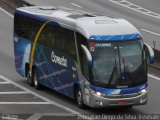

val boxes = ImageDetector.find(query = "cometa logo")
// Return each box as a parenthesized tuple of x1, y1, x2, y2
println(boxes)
(51, 51, 67, 67)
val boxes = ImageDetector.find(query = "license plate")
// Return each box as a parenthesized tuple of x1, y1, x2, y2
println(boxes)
(117, 100, 128, 105)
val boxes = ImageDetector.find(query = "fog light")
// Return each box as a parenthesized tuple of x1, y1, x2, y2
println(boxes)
(96, 100, 103, 106)
(140, 98, 146, 103)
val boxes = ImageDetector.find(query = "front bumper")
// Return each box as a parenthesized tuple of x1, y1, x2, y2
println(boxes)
(87, 91, 148, 108)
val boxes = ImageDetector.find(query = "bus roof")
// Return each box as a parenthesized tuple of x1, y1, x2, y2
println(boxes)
(16, 6, 141, 40)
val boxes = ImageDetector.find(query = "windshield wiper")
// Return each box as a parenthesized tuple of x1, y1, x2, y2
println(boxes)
(122, 58, 135, 86)
(108, 58, 118, 85)
(115, 59, 118, 75)
(123, 58, 126, 73)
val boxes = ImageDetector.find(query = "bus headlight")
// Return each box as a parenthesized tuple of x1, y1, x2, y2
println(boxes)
(96, 92, 102, 96)
(90, 89, 105, 97)
(139, 89, 147, 94)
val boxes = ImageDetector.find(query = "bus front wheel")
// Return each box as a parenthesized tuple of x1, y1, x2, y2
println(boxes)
(75, 88, 85, 108)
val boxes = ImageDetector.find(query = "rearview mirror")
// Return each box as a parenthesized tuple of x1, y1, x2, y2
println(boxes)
(144, 43, 154, 64)
(81, 44, 93, 68)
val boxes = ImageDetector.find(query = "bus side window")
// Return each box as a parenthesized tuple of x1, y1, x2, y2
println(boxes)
(14, 13, 43, 41)
(38, 27, 46, 45)
(63, 29, 76, 59)
(38, 24, 57, 48)
(55, 28, 64, 51)
(45, 24, 56, 48)
(14, 14, 29, 39)
(28, 19, 42, 41)
(76, 32, 89, 79)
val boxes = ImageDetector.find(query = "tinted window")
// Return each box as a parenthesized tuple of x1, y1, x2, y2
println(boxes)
(46, 25, 56, 48)
(38, 24, 56, 48)
(63, 29, 76, 57)
(55, 28, 76, 58)
(54, 28, 64, 51)
(14, 13, 77, 60)
(38, 24, 76, 59)
(14, 13, 42, 41)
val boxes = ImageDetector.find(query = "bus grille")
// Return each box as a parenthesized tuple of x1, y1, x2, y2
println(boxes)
(104, 93, 142, 99)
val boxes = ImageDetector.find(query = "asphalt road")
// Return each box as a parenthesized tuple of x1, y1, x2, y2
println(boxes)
(0, 0, 160, 120)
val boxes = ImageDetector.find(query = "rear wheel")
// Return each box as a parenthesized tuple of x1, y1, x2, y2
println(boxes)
(75, 88, 85, 108)
(32, 69, 42, 90)
(27, 70, 34, 87)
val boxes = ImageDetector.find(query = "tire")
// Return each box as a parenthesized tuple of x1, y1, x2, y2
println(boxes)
(27, 70, 34, 87)
(32, 69, 42, 90)
(75, 88, 85, 109)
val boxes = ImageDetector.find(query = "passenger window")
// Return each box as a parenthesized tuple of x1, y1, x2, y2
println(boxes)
(55, 28, 64, 51)
(46, 25, 56, 48)
(54, 27, 76, 60)
(38, 28, 46, 45)
(63, 29, 76, 58)
(14, 13, 42, 41)
(28, 19, 42, 41)
(38, 23, 57, 48)
(14, 14, 29, 39)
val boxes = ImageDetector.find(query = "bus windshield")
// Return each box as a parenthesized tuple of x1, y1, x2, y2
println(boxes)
(89, 40, 146, 88)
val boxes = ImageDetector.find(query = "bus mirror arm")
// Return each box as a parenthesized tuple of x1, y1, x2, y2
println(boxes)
(144, 43, 154, 64)
(81, 44, 93, 69)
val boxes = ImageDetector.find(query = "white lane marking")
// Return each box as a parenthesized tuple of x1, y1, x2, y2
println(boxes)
(0, 7, 14, 18)
(0, 75, 51, 102)
(0, 7, 80, 115)
(0, 102, 50, 105)
(71, 3, 82, 8)
(0, 81, 10, 84)
(141, 29, 160, 36)
(0, 75, 80, 114)
(110, 0, 160, 19)
(148, 74, 160, 81)
(0, 91, 29, 94)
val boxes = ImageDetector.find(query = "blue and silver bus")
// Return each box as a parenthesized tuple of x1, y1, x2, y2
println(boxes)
(14, 6, 154, 108)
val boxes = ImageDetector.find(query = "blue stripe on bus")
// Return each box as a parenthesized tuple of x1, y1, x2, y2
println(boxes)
(89, 33, 141, 41)
(90, 83, 148, 95)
